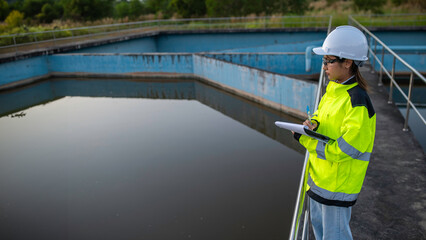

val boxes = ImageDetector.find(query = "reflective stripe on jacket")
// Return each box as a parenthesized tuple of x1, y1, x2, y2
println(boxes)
(298, 78, 376, 207)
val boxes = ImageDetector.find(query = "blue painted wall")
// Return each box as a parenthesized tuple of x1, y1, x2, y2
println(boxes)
(193, 55, 317, 114)
(67, 31, 326, 54)
(217, 40, 323, 53)
(71, 37, 157, 53)
(205, 53, 322, 75)
(0, 56, 49, 86)
(371, 53, 426, 73)
(156, 32, 326, 52)
(49, 54, 193, 74)
(372, 31, 426, 46)
(2, 30, 423, 119)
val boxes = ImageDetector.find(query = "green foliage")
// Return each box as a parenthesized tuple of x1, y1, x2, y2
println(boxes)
(170, 0, 206, 18)
(22, 0, 52, 19)
(353, 0, 386, 14)
(36, 3, 61, 23)
(62, 0, 114, 21)
(0, 0, 9, 21)
(392, 0, 426, 9)
(391, 0, 405, 5)
(272, 0, 309, 15)
(205, 0, 308, 17)
(205, 0, 238, 17)
(5, 10, 24, 28)
(128, 0, 145, 19)
(114, 1, 129, 19)
(145, 0, 173, 18)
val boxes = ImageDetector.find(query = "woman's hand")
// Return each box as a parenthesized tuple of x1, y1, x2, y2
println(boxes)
(292, 120, 318, 135)
(303, 120, 317, 131)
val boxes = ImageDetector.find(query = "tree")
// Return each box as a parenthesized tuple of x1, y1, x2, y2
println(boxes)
(37, 3, 61, 23)
(205, 0, 242, 17)
(114, 1, 129, 19)
(62, 0, 114, 21)
(22, 0, 51, 19)
(353, 0, 386, 14)
(0, 0, 9, 21)
(144, 0, 173, 18)
(128, 0, 145, 19)
(271, 0, 309, 15)
(170, 0, 206, 18)
(5, 10, 24, 28)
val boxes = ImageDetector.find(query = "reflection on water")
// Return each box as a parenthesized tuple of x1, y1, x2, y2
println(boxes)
(387, 85, 426, 151)
(398, 107, 426, 151)
(0, 78, 304, 240)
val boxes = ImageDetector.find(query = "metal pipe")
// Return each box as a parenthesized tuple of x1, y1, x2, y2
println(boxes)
(373, 40, 377, 72)
(388, 56, 396, 104)
(349, 15, 426, 84)
(379, 47, 385, 86)
(289, 15, 332, 240)
(403, 72, 414, 131)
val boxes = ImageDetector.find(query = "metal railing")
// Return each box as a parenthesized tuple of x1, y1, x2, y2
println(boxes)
(0, 15, 330, 52)
(349, 15, 426, 131)
(288, 15, 333, 240)
(350, 13, 426, 28)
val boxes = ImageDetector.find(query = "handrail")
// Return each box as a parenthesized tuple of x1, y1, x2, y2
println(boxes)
(288, 15, 333, 240)
(0, 15, 329, 38)
(0, 15, 330, 51)
(349, 15, 426, 130)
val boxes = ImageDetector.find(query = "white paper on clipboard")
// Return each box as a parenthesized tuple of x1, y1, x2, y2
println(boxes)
(274, 121, 307, 135)
(274, 121, 335, 144)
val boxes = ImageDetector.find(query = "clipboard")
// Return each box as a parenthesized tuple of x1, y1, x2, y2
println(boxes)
(275, 121, 335, 144)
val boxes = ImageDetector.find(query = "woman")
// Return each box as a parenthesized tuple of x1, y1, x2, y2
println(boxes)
(293, 26, 376, 240)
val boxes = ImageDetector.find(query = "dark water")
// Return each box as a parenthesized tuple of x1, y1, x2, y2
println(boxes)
(387, 85, 426, 151)
(0, 78, 304, 240)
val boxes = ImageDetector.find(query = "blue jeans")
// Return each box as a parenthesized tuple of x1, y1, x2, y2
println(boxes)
(310, 197, 353, 240)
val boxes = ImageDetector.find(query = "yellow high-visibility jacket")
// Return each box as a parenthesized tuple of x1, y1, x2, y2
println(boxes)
(295, 78, 376, 207)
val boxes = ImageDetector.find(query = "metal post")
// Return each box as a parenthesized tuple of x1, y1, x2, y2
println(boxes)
(13, 35, 18, 55)
(301, 198, 310, 240)
(388, 56, 396, 104)
(379, 47, 385, 86)
(403, 72, 414, 131)
(372, 39, 377, 73)
(52, 31, 56, 46)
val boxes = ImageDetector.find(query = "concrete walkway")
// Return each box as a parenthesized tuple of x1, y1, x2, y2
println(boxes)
(350, 65, 426, 239)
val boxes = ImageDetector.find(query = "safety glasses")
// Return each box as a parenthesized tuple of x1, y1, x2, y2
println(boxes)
(322, 58, 342, 65)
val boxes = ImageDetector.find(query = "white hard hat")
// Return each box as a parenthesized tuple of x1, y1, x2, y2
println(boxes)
(313, 25, 368, 61)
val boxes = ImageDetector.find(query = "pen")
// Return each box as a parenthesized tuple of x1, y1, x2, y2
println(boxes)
(307, 105, 312, 124)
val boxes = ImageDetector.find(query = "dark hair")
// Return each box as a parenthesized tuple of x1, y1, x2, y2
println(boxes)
(349, 62, 368, 91)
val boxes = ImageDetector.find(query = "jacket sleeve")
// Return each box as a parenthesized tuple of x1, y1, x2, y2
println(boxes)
(298, 105, 375, 163)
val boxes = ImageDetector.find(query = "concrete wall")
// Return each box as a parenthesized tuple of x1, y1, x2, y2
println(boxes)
(193, 55, 317, 117)
(71, 37, 158, 54)
(67, 31, 326, 54)
(205, 53, 322, 75)
(49, 54, 194, 74)
(372, 31, 426, 46)
(216, 40, 323, 53)
(373, 54, 426, 73)
(0, 56, 49, 86)
(0, 53, 317, 118)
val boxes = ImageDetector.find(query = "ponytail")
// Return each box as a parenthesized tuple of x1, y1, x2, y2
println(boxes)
(350, 62, 368, 91)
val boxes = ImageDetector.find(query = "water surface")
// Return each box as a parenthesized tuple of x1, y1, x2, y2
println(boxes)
(0, 78, 304, 240)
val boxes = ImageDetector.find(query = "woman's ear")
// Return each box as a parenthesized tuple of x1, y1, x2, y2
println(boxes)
(345, 59, 353, 69)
